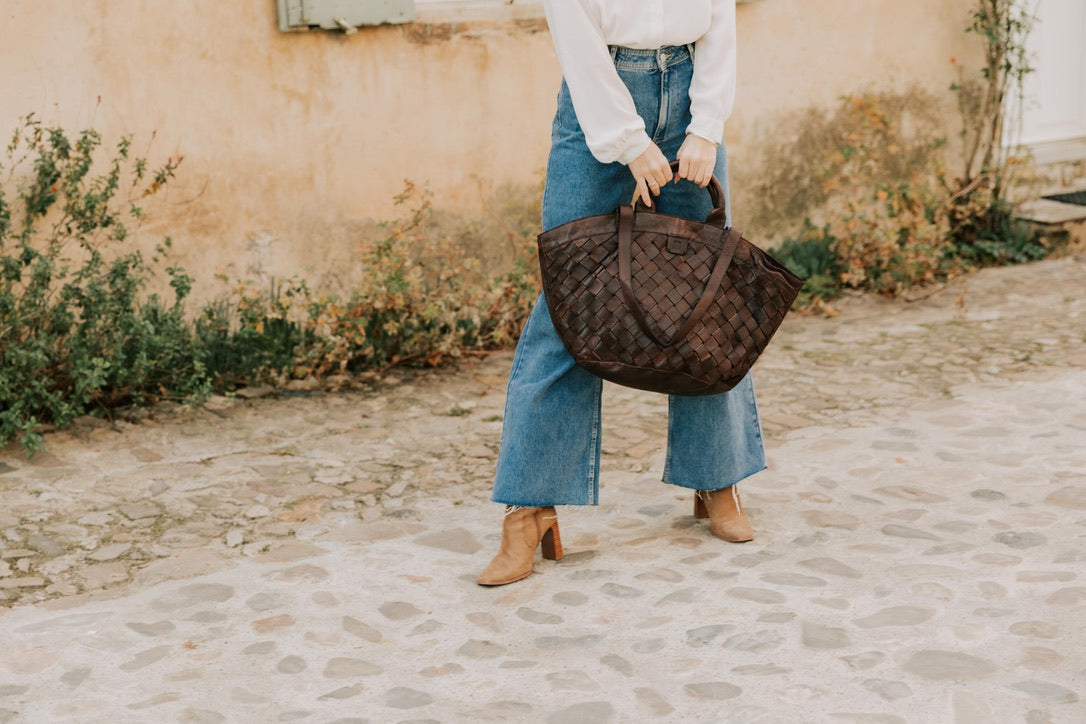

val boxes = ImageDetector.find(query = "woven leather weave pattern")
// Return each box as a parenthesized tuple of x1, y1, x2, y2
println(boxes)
(538, 205, 804, 396)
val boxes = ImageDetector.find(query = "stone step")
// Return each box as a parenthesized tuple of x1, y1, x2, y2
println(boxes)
(1016, 196, 1086, 248)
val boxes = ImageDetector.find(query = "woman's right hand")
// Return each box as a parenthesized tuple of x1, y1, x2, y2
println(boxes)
(627, 142, 671, 207)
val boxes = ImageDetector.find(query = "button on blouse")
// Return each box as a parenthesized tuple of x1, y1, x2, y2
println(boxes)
(543, 0, 738, 165)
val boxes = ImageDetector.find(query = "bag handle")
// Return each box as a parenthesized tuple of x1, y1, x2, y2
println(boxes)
(617, 204, 742, 348)
(634, 161, 727, 228)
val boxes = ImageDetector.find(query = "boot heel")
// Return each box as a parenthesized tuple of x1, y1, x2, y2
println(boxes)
(540, 523, 564, 561)
(694, 493, 708, 519)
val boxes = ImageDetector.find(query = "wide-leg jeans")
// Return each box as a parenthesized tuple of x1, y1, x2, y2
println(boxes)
(491, 45, 766, 506)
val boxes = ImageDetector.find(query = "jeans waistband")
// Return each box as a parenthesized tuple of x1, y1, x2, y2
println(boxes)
(608, 44, 694, 71)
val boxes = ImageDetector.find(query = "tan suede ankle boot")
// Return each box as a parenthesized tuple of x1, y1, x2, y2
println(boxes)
(694, 486, 754, 542)
(476, 505, 563, 586)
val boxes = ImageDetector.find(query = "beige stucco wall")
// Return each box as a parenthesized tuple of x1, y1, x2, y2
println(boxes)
(0, 0, 978, 301)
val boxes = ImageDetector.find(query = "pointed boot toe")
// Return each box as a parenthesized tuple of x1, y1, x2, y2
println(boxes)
(694, 486, 754, 543)
(477, 506, 563, 586)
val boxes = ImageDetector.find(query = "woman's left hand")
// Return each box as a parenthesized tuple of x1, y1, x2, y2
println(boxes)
(675, 134, 718, 188)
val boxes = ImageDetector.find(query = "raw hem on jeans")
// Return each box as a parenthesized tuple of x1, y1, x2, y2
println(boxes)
(661, 463, 767, 492)
(491, 490, 599, 507)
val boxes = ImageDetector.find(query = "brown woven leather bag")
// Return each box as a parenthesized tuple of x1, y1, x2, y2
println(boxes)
(537, 169, 804, 395)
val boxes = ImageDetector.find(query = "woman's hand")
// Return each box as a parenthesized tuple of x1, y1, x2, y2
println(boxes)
(627, 142, 672, 207)
(675, 134, 718, 188)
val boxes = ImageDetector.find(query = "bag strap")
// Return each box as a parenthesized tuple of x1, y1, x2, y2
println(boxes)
(634, 162, 728, 228)
(618, 204, 741, 348)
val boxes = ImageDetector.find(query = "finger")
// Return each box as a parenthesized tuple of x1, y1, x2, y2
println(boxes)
(678, 155, 690, 183)
(696, 162, 711, 187)
(655, 163, 671, 188)
(637, 178, 652, 207)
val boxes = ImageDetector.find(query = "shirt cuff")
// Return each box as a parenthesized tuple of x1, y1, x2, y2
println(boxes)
(687, 117, 725, 147)
(614, 130, 654, 166)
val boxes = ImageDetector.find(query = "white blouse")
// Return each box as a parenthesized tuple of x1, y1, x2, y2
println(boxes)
(543, 0, 737, 165)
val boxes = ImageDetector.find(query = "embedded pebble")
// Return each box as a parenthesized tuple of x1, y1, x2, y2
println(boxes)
(87, 544, 131, 562)
(546, 702, 613, 723)
(323, 658, 381, 678)
(881, 524, 941, 541)
(728, 587, 787, 604)
(342, 616, 382, 642)
(276, 656, 306, 674)
(684, 682, 742, 700)
(378, 601, 424, 620)
(414, 528, 481, 555)
(863, 679, 913, 701)
(1043, 486, 1086, 510)
(1009, 680, 1079, 704)
(802, 623, 851, 649)
(126, 621, 176, 637)
(798, 557, 863, 578)
(552, 591, 589, 606)
(902, 650, 998, 680)
(1044, 587, 1086, 606)
(600, 654, 633, 676)
(686, 624, 733, 647)
(853, 606, 935, 628)
(458, 640, 505, 659)
(516, 607, 562, 624)
(385, 686, 434, 709)
(994, 532, 1048, 549)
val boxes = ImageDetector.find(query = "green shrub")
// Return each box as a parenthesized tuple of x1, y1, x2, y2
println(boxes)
(208, 183, 541, 382)
(945, 194, 1046, 266)
(0, 115, 202, 454)
(773, 222, 841, 306)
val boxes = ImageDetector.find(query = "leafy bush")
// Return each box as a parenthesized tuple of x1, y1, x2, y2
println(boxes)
(1, 119, 541, 456)
(203, 183, 541, 385)
(773, 222, 840, 306)
(1, 115, 203, 453)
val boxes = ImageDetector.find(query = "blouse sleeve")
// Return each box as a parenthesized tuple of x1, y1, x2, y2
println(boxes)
(687, 0, 738, 144)
(543, 0, 653, 165)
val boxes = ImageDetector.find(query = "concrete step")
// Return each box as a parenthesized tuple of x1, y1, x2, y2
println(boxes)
(1016, 195, 1086, 248)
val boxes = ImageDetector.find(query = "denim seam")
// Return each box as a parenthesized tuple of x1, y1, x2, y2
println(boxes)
(586, 376, 602, 504)
(745, 374, 765, 450)
(654, 65, 669, 142)
(663, 395, 675, 482)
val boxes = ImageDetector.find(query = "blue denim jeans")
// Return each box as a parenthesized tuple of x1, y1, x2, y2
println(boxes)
(491, 45, 766, 506)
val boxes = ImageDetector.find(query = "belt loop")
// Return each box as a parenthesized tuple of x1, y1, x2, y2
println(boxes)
(609, 45, 618, 62)
(686, 42, 696, 61)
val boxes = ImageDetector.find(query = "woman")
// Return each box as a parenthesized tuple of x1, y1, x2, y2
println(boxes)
(477, 0, 764, 586)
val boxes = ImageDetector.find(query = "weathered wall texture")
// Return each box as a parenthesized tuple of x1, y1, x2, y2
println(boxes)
(0, 0, 978, 299)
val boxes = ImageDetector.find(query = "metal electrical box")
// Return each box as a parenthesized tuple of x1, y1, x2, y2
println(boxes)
(277, 0, 415, 31)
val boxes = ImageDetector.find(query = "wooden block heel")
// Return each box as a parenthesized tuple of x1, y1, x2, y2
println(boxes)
(694, 493, 709, 519)
(540, 523, 563, 561)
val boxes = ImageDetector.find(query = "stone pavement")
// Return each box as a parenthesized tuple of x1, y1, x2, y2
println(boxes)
(0, 255, 1084, 722)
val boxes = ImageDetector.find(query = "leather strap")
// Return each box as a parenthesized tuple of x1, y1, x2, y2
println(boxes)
(618, 205, 740, 348)
(633, 161, 726, 225)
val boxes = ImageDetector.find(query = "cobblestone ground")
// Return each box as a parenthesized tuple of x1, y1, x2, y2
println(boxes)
(0, 255, 1084, 722)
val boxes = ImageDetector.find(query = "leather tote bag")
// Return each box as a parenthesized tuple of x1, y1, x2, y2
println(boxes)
(537, 168, 804, 396)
